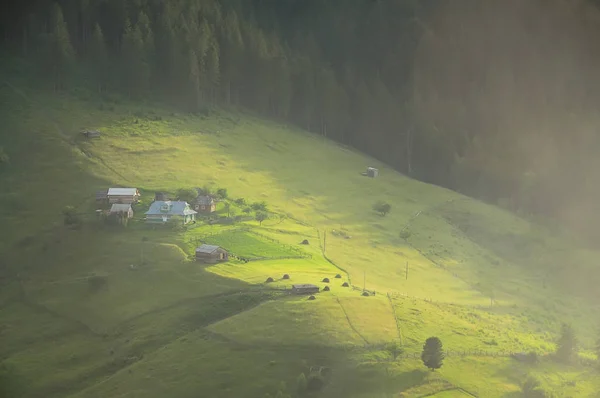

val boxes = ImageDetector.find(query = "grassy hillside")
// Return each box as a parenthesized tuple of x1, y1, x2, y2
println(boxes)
(1, 60, 600, 398)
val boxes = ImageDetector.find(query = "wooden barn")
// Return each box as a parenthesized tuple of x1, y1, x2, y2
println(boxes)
(195, 244, 228, 263)
(291, 284, 320, 295)
(107, 187, 141, 204)
(194, 195, 216, 213)
(109, 203, 134, 219)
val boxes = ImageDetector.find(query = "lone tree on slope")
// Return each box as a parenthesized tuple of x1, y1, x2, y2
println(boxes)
(373, 200, 391, 216)
(421, 336, 445, 371)
(555, 323, 578, 364)
(255, 211, 268, 225)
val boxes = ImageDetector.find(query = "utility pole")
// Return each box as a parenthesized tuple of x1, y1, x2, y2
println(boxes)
(323, 230, 327, 254)
(363, 271, 366, 291)
(405, 261, 408, 280)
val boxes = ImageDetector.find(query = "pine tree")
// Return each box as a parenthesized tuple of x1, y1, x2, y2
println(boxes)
(219, 10, 244, 104)
(137, 10, 156, 83)
(88, 23, 108, 92)
(556, 323, 578, 364)
(188, 48, 201, 111)
(43, 3, 75, 91)
(205, 38, 221, 102)
(421, 337, 444, 371)
(121, 19, 148, 97)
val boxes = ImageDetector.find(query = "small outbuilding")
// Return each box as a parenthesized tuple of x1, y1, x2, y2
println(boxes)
(194, 195, 216, 213)
(367, 167, 379, 178)
(81, 129, 101, 138)
(110, 203, 134, 219)
(195, 244, 228, 263)
(291, 284, 320, 295)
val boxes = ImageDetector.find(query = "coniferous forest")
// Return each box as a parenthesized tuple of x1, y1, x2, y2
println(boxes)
(3, 0, 600, 240)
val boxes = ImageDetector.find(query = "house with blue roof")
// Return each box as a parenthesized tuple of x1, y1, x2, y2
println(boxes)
(145, 201, 197, 224)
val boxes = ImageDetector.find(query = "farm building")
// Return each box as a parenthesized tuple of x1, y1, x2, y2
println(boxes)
(81, 129, 101, 138)
(195, 244, 229, 263)
(194, 195, 216, 213)
(291, 284, 320, 295)
(107, 188, 141, 204)
(145, 200, 197, 224)
(95, 190, 108, 203)
(109, 203, 134, 219)
(367, 167, 379, 178)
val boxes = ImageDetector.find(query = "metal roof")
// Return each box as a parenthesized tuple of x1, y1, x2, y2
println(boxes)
(110, 204, 132, 213)
(145, 200, 197, 216)
(195, 244, 221, 254)
(108, 188, 138, 196)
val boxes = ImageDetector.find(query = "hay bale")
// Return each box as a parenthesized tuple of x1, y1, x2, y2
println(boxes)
(334, 274, 342, 278)
(308, 295, 316, 300)
(265, 277, 274, 283)
(323, 286, 330, 291)
(322, 277, 330, 283)
(301, 239, 309, 245)
(342, 282, 349, 287)
(361, 291, 370, 297)
(282, 274, 290, 280)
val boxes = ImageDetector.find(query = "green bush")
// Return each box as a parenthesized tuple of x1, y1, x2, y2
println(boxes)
(373, 200, 391, 216)
(88, 275, 108, 292)
(62, 206, 81, 226)
(399, 229, 411, 240)
(235, 198, 246, 206)
(176, 187, 198, 204)
(296, 373, 307, 393)
(251, 201, 268, 211)
(216, 188, 228, 199)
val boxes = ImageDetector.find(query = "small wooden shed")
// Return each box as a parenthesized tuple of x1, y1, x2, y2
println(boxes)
(291, 284, 320, 295)
(367, 167, 379, 178)
(195, 244, 228, 263)
(109, 203, 134, 219)
(81, 129, 101, 138)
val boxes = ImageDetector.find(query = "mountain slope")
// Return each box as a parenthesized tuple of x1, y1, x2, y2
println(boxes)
(1, 72, 599, 397)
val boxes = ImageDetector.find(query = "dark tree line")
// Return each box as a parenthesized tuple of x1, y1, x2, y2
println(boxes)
(3, 0, 600, 240)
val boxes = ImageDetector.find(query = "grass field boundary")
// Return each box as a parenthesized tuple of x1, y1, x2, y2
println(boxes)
(387, 292, 404, 344)
(336, 297, 370, 346)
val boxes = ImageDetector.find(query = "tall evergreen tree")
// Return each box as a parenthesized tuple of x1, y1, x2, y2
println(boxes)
(205, 38, 221, 102)
(556, 323, 578, 364)
(219, 11, 244, 104)
(421, 337, 444, 371)
(43, 3, 75, 91)
(121, 19, 148, 97)
(188, 48, 201, 111)
(87, 23, 109, 92)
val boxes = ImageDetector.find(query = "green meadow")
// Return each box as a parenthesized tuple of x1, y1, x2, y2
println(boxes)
(1, 64, 600, 397)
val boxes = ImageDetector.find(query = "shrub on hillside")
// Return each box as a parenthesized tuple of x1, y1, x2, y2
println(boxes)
(243, 207, 252, 214)
(88, 274, 107, 292)
(373, 200, 391, 216)
(251, 201, 268, 211)
(62, 206, 80, 226)
(235, 198, 246, 206)
(216, 188, 228, 199)
(306, 374, 324, 391)
(399, 229, 411, 240)
(176, 188, 198, 204)
(296, 373, 307, 394)
(522, 376, 549, 398)
(386, 341, 404, 360)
